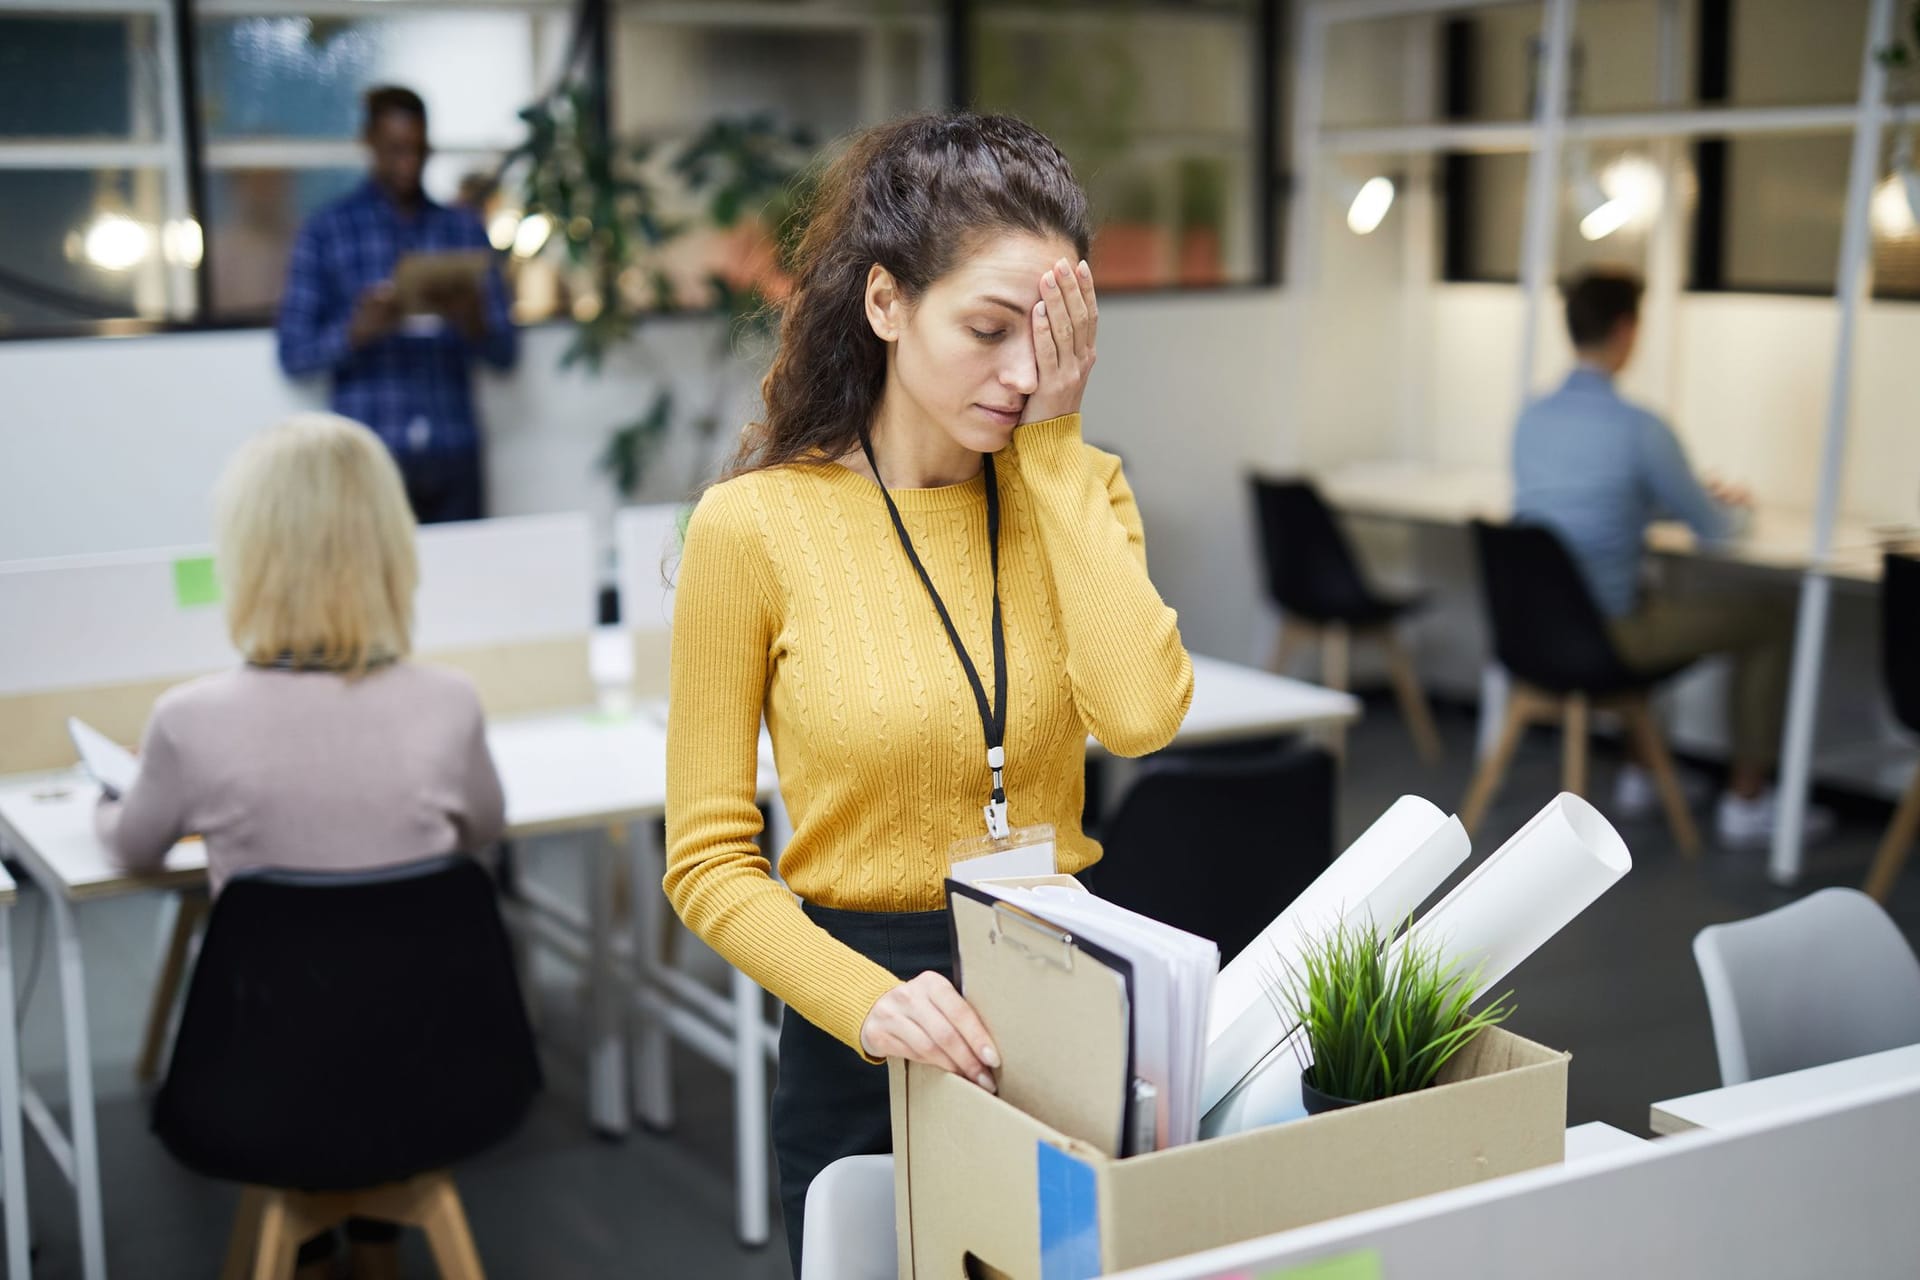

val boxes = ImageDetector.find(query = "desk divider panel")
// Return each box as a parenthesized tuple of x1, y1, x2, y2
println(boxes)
(0, 513, 597, 773)
(1110, 1079, 1920, 1280)
(616, 503, 685, 698)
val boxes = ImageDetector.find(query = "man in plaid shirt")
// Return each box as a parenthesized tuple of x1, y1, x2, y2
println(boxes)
(276, 85, 516, 523)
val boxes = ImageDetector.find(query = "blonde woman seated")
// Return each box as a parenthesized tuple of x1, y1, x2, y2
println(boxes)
(97, 412, 504, 1279)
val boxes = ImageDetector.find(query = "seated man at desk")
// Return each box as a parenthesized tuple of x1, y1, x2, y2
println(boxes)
(1512, 268, 1823, 849)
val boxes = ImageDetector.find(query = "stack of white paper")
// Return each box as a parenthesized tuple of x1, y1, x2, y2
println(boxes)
(1199, 796, 1473, 1116)
(979, 882, 1219, 1150)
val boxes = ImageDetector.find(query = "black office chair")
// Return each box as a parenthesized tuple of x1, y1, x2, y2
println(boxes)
(1097, 744, 1335, 964)
(1460, 519, 1700, 854)
(1866, 553, 1920, 900)
(153, 855, 541, 1280)
(1249, 476, 1442, 762)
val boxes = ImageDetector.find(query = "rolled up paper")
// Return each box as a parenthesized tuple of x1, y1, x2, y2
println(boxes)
(1202, 792, 1631, 1139)
(1400, 790, 1631, 1000)
(1200, 795, 1472, 1115)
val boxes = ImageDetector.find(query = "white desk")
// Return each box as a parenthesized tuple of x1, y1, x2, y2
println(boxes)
(0, 719, 778, 1268)
(0, 653, 1356, 1274)
(1649, 1043, 1920, 1136)
(1316, 459, 1889, 583)
(1317, 459, 1899, 883)
(1563, 1119, 1649, 1161)
(1156, 654, 1360, 749)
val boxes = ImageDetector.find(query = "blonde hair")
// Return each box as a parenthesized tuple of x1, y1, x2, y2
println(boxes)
(215, 413, 418, 676)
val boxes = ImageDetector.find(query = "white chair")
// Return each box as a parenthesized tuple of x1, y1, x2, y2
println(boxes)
(800, 1154, 896, 1280)
(1693, 888, 1920, 1086)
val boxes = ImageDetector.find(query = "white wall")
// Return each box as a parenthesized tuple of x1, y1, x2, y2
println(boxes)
(0, 294, 1309, 665)
(1414, 283, 1920, 526)
(0, 320, 753, 567)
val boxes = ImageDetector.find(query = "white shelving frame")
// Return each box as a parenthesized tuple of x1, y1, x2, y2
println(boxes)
(1292, 0, 1902, 883)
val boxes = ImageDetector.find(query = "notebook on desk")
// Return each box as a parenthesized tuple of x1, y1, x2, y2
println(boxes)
(68, 717, 138, 800)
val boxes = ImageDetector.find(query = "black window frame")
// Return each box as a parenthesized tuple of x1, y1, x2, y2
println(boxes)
(0, 0, 1285, 343)
(1438, 0, 1920, 303)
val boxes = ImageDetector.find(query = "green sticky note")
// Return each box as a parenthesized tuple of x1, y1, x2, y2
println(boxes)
(1262, 1251, 1383, 1280)
(172, 556, 220, 608)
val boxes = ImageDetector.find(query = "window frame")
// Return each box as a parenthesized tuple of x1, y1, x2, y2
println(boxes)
(1434, 0, 1919, 303)
(1, 0, 1285, 341)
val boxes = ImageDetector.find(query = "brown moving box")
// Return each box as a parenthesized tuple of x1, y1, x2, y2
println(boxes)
(890, 1013, 1568, 1277)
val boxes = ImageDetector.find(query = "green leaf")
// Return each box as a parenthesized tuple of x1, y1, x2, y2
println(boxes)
(1275, 916, 1520, 1105)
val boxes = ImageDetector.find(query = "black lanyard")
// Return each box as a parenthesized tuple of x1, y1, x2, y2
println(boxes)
(859, 434, 1010, 836)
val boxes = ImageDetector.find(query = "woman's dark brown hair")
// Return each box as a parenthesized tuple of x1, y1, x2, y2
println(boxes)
(726, 111, 1091, 478)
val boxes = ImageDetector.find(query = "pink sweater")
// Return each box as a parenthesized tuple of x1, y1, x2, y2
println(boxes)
(97, 663, 505, 893)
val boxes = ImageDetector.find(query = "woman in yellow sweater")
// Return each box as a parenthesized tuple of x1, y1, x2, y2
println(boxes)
(663, 112, 1193, 1269)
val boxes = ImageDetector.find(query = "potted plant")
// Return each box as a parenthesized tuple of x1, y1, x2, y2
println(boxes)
(511, 80, 814, 502)
(1176, 155, 1228, 286)
(1280, 918, 1516, 1116)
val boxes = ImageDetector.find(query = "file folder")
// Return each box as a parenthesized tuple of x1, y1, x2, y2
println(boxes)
(948, 878, 1137, 1157)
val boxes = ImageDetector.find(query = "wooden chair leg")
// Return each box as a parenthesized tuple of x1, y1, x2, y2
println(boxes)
(1865, 770, 1920, 902)
(136, 890, 208, 1083)
(1319, 624, 1352, 762)
(1379, 631, 1445, 764)
(1460, 693, 1533, 835)
(1562, 694, 1590, 798)
(417, 1175, 486, 1280)
(1321, 623, 1351, 693)
(222, 1187, 269, 1280)
(1269, 619, 1313, 677)
(1622, 698, 1702, 858)
(351, 1172, 486, 1280)
(249, 1192, 302, 1280)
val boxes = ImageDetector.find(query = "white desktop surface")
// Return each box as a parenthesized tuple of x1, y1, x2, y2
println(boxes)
(0, 712, 765, 899)
(1168, 654, 1360, 750)
(1650, 1043, 1920, 1136)
(1563, 1120, 1648, 1161)
(0, 653, 1354, 901)
(0, 774, 207, 901)
(1315, 459, 1889, 582)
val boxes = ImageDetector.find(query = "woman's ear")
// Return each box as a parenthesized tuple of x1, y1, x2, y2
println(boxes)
(864, 263, 904, 342)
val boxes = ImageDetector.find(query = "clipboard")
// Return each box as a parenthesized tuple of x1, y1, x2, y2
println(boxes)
(947, 877, 1137, 1158)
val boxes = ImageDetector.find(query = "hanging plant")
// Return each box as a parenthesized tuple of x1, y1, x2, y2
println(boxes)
(1879, 1, 1920, 95)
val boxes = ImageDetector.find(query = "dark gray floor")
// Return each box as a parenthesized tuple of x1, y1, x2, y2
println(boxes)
(11, 697, 1918, 1277)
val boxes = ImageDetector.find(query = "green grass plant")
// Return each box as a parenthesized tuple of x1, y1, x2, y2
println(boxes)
(1274, 918, 1517, 1105)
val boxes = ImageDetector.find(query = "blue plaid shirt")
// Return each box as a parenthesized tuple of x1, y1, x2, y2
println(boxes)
(276, 180, 517, 456)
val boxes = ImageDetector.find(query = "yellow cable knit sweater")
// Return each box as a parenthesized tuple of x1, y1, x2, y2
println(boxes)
(664, 414, 1194, 1054)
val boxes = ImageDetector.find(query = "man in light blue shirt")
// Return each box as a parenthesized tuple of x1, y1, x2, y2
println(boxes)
(1513, 269, 1812, 848)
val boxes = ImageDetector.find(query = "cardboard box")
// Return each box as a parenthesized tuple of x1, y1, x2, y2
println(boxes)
(889, 1025, 1568, 1279)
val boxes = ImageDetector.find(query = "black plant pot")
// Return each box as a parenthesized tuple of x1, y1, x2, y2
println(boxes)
(1300, 1071, 1363, 1117)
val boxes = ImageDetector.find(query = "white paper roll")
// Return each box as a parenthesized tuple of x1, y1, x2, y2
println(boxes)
(1199, 795, 1472, 1114)
(1197, 1027, 1310, 1139)
(1402, 791, 1631, 1001)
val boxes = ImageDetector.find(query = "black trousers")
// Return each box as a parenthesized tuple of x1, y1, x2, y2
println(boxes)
(772, 901, 952, 1277)
(395, 446, 484, 524)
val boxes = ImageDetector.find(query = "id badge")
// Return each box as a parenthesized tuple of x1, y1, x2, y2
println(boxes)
(949, 823, 1057, 885)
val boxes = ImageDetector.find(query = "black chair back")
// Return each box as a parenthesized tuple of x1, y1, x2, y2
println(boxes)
(1470, 519, 1647, 695)
(1886, 553, 1920, 735)
(1249, 477, 1385, 624)
(1097, 745, 1335, 964)
(153, 855, 540, 1191)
